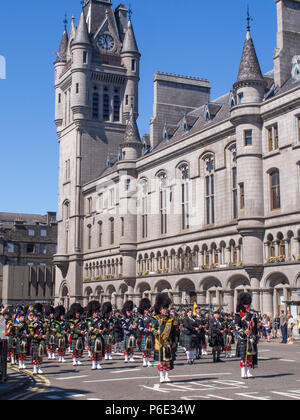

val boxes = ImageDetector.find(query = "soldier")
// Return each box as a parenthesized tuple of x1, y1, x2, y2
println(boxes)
(152, 293, 178, 383)
(44, 305, 56, 360)
(6, 311, 17, 365)
(54, 306, 68, 363)
(68, 303, 87, 367)
(178, 309, 187, 352)
(137, 298, 153, 368)
(30, 312, 47, 375)
(122, 301, 138, 363)
(209, 310, 225, 363)
(102, 302, 114, 361)
(87, 301, 105, 370)
(223, 313, 235, 358)
(235, 293, 259, 379)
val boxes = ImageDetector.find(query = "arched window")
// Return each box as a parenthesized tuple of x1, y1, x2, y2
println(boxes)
(87, 225, 92, 250)
(98, 221, 103, 248)
(203, 154, 215, 225)
(159, 173, 168, 234)
(178, 163, 189, 230)
(270, 169, 281, 210)
(140, 180, 148, 239)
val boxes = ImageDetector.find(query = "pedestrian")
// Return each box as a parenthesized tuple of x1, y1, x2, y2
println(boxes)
(280, 310, 288, 344)
(273, 314, 280, 339)
(287, 313, 295, 345)
(182, 309, 199, 365)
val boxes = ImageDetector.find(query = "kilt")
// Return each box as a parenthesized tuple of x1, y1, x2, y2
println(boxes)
(141, 334, 154, 352)
(32, 341, 45, 361)
(209, 333, 224, 348)
(198, 332, 206, 346)
(90, 337, 105, 356)
(224, 333, 235, 347)
(181, 333, 198, 349)
(236, 337, 258, 367)
(46, 334, 56, 349)
(123, 334, 136, 350)
(8, 336, 17, 354)
(16, 338, 28, 355)
(56, 336, 67, 350)
(71, 337, 85, 353)
(114, 332, 123, 344)
(104, 333, 114, 347)
(154, 345, 176, 369)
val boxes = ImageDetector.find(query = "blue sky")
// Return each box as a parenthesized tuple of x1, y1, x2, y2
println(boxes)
(0, 0, 277, 215)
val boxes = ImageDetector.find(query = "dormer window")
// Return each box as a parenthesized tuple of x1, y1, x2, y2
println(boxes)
(291, 55, 300, 81)
(183, 118, 189, 132)
(163, 127, 169, 142)
(238, 92, 244, 104)
(229, 92, 236, 107)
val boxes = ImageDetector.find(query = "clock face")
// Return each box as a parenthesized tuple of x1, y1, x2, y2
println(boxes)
(98, 34, 115, 51)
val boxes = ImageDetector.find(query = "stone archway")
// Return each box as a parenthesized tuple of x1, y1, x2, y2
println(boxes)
(200, 277, 223, 307)
(226, 274, 251, 313)
(175, 278, 196, 305)
(263, 272, 290, 316)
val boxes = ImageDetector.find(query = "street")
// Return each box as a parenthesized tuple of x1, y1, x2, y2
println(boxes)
(3, 341, 300, 401)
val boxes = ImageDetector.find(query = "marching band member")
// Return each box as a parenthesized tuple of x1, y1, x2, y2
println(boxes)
(15, 311, 30, 370)
(152, 293, 178, 383)
(122, 301, 138, 363)
(209, 310, 225, 363)
(68, 303, 87, 367)
(30, 312, 47, 375)
(235, 293, 258, 379)
(102, 302, 114, 361)
(87, 301, 105, 370)
(44, 305, 56, 360)
(137, 298, 153, 368)
(182, 309, 199, 365)
(54, 306, 68, 363)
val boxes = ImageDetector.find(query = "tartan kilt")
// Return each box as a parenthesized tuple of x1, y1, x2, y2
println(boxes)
(223, 333, 235, 347)
(46, 334, 56, 349)
(16, 338, 28, 355)
(141, 334, 154, 352)
(154, 345, 176, 368)
(114, 332, 123, 344)
(181, 333, 198, 349)
(32, 341, 45, 360)
(104, 333, 114, 347)
(8, 336, 17, 353)
(236, 338, 258, 367)
(90, 337, 105, 356)
(56, 336, 67, 350)
(209, 334, 224, 348)
(123, 334, 136, 350)
(71, 337, 85, 352)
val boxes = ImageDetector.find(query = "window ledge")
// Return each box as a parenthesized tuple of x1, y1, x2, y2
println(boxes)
(263, 150, 280, 159)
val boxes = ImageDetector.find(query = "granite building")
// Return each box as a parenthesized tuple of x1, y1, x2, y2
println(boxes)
(54, 0, 300, 318)
(0, 212, 57, 305)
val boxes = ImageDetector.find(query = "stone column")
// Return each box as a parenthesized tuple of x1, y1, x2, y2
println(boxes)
(262, 289, 273, 316)
(225, 247, 231, 265)
(173, 292, 181, 305)
(252, 290, 260, 313)
(223, 290, 234, 313)
(196, 291, 206, 305)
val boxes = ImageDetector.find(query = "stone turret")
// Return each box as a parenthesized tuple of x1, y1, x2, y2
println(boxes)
(121, 108, 143, 160)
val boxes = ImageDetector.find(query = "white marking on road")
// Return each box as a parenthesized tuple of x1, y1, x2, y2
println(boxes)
(66, 394, 85, 398)
(271, 390, 300, 400)
(84, 372, 232, 384)
(236, 392, 271, 400)
(112, 369, 141, 374)
(278, 359, 295, 362)
(57, 375, 89, 381)
(212, 380, 248, 389)
(142, 384, 170, 393)
(207, 394, 234, 400)
(181, 396, 210, 400)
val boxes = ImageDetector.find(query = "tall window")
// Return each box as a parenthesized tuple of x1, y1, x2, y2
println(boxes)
(98, 222, 103, 247)
(141, 181, 148, 239)
(204, 155, 215, 225)
(110, 218, 114, 245)
(87, 225, 92, 250)
(159, 174, 168, 234)
(297, 117, 300, 142)
(232, 167, 238, 219)
(113, 95, 120, 122)
(92, 91, 99, 119)
(270, 169, 281, 210)
(268, 124, 279, 152)
(180, 165, 189, 230)
(121, 217, 125, 237)
(239, 183, 245, 210)
(103, 93, 110, 121)
(87, 197, 93, 214)
(244, 130, 253, 146)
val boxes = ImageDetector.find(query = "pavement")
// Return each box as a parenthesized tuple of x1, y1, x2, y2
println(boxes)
(0, 368, 31, 399)
(1, 338, 300, 401)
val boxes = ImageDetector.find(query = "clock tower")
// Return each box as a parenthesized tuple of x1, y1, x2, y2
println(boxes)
(53, 0, 140, 305)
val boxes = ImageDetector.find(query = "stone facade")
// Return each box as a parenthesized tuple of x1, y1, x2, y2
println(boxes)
(54, 0, 300, 317)
(0, 212, 57, 305)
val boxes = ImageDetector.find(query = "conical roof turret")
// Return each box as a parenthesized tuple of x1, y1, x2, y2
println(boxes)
(73, 11, 90, 45)
(56, 28, 68, 62)
(121, 18, 139, 55)
(123, 108, 142, 145)
(235, 30, 264, 85)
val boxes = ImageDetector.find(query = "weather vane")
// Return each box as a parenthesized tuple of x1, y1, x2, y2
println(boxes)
(247, 5, 253, 32)
(128, 3, 133, 20)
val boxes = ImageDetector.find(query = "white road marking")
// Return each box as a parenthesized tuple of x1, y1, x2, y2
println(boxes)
(142, 384, 170, 393)
(84, 372, 232, 384)
(181, 396, 210, 400)
(271, 390, 300, 400)
(57, 375, 89, 381)
(112, 369, 142, 374)
(206, 394, 234, 400)
(236, 392, 271, 400)
(212, 380, 248, 389)
(278, 359, 295, 362)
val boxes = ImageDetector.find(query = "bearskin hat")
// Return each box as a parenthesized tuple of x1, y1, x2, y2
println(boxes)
(138, 298, 151, 314)
(122, 300, 134, 316)
(101, 302, 113, 318)
(236, 292, 252, 313)
(154, 293, 172, 315)
(44, 305, 55, 317)
(69, 303, 84, 318)
(54, 306, 66, 321)
(87, 300, 101, 318)
(34, 303, 43, 314)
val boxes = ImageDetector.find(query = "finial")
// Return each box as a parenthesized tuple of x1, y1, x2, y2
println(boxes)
(63, 14, 68, 30)
(128, 3, 133, 21)
(247, 5, 253, 33)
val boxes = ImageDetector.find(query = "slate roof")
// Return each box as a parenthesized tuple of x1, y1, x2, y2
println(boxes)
(236, 31, 264, 84)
